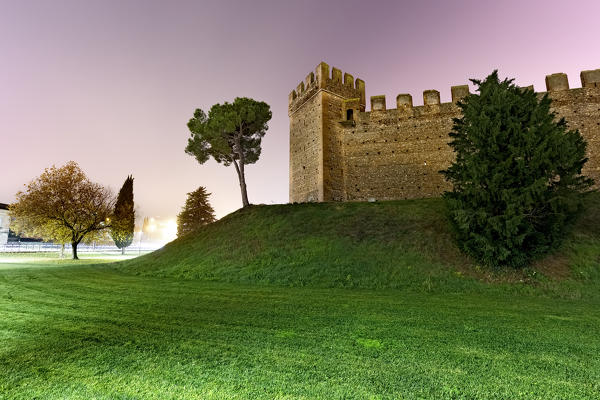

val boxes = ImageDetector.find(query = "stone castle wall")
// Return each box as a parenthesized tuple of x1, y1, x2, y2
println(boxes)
(289, 62, 600, 203)
(289, 63, 365, 201)
(289, 92, 323, 202)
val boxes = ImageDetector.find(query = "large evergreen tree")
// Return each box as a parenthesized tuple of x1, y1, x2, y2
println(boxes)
(185, 97, 272, 207)
(442, 71, 594, 268)
(110, 175, 135, 254)
(177, 186, 215, 237)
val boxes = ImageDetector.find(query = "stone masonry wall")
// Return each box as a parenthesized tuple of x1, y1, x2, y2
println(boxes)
(289, 63, 600, 203)
(340, 102, 458, 201)
(545, 85, 600, 184)
(289, 92, 323, 202)
(322, 91, 348, 201)
(289, 62, 365, 202)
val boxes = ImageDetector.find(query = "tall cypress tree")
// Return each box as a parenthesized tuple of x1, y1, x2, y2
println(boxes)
(442, 71, 593, 268)
(110, 175, 135, 254)
(177, 186, 215, 237)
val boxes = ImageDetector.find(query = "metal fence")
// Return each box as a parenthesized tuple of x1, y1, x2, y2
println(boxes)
(0, 242, 159, 254)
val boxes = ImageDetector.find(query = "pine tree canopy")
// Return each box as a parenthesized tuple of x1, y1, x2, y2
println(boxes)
(177, 186, 216, 237)
(185, 97, 272, 207)
(442, 71, 594, 268)
(110, 175, 135, 250)
(185, 97, 271, 167)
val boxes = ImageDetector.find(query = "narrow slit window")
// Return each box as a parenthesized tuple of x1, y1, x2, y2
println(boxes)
(346, 109, 353, 120)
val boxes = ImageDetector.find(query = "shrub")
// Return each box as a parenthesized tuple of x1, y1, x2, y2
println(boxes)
(442, 71, 594, 268)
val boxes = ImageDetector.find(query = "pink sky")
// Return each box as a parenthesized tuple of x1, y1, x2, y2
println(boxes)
(1, 0, 599, 219)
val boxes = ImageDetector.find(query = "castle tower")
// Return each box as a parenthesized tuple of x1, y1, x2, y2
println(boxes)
(288, 62, 365, 202)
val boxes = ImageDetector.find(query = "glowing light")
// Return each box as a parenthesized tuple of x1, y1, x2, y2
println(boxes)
(163, 219, 177, 242)
(140, 216, 177, 245)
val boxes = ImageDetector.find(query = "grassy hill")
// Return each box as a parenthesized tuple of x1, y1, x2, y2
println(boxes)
(2, 195, 600, 399)
(117, 194, 600, 296)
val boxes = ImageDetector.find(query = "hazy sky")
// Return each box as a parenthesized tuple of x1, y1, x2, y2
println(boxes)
(2, 0, 599, 218)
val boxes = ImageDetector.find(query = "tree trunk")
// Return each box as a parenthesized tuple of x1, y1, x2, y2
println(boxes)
(239, 164, 249, 208)
(232, 159, 250, 207)
(72, 241, 79, 260)
(60, 243, 65, 259)
(121, 247, 125, 255)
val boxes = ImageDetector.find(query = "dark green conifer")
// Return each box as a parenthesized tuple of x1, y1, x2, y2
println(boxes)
(442, 71, 593, 268)
(110, 175, 135, 254)
(177, 186, 215, 237)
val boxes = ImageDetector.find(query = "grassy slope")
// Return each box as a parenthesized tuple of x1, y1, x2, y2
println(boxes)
(1, 264, 599, 399)
(118, 194, 600, 297)
(1, 196, 599, 399)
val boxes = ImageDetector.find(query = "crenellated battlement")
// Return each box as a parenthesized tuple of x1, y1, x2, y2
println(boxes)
(289, 64, 600, 203)
(288, 62, 366, 115)
(351, 68, 600, 123)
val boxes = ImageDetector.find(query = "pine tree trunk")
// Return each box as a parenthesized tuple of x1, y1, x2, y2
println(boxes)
(239, 164, 249, 208)
(72, 241, 79, 260)
(233, 159, 250, 208)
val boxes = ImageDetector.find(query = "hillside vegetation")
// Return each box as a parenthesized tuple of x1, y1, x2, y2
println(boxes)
(2, 196, 600, 398)
(117, 194, 600, 295)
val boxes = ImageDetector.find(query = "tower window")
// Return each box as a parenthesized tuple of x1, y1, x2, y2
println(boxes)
(346, 109, 353, 120)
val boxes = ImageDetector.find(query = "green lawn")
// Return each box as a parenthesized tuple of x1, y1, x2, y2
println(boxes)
(1, 195, 599, 399)
(0, 252, 142, 270)
(0, 257, 599, 399)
